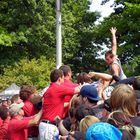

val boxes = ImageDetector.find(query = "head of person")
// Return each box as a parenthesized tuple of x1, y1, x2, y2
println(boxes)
(59, 65, 72, 80)
(79, 115, 100, 133)
(6, 98, 11, 106)
(69, 105, 95, 131)
(133, 76, 140, 90)
(0, 106, 9, 120)
(110, 84, 137, 117)
(50, 69, 64, 84)
(19, 85, 36, 102)
(1, 99, 8, 108)
(107, 111, 136, 139)
(80, 85, 100, 106)
(11, 94, 23, 104)
(86, 122, 122, 140)
(105, 50, 114, 65)
(74, 105, 95, 123)
(9, 103, 24, 117)
(77, 72, 92, 84)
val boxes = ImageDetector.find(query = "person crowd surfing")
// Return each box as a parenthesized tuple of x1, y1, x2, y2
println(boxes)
(0, 27, 140, 140)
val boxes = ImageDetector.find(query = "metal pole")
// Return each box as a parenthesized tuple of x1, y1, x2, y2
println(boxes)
(56, 0, 62, 68)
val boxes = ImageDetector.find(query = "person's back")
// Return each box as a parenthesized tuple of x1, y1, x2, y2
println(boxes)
(8, 117, 30, 140)
(42, 83, 75, 122)
(42, 69, 79, 122)
(40, 69, 80, 140)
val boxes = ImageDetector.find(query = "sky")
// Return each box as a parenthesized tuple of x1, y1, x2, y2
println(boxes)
(90, 0, 115, 58)
(90, 0, 114, 20)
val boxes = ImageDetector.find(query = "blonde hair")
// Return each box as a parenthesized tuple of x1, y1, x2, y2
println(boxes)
(79, 115, 100, 133)
(110, 84, 137, 117)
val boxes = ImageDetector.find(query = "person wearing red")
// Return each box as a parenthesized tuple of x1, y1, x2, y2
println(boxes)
(0, 117, 2, 126)
(59, 65, 79, 102)
(0, 106, 10, 140)
(8, 103, 42, 140)
(19, 85, 39, 139)
(39, 69, 81, 140)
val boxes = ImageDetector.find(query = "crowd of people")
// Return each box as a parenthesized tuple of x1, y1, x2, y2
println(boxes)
(0, 27, 140, 140)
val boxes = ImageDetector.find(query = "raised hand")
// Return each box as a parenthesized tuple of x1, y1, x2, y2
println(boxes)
(110, 27, 117, 35)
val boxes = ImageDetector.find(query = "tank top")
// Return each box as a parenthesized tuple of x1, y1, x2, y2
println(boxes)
(109, 58, 126, 80)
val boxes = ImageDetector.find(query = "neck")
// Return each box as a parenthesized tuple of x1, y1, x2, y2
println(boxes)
(64, 76, 71, 81)
(14, 114, 23, 120)
(55, 81, 61, 85)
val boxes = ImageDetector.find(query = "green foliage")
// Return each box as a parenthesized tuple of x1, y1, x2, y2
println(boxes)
(0, 0, 56, 58)
(62, 0, 103, 73)
(123, 55, 140, 76)
(0, 27, 13, 46)
(93, 0, 140, 75)
(0, 56, 55, 91)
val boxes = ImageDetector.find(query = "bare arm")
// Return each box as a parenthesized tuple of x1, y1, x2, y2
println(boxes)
(74, 85, 82, 94)
(28, 110, 42, 127)
(111, 64, 120, 77)
(88, 72, 112, 81)
(110, 27, 117, 55)
(57, 120, 69, 136)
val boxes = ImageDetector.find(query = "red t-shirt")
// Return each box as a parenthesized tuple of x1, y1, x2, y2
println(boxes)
(8, 116, 31, 140)
(22, 100, 39, 137)
(0, 118, 9, 140)
(42, 82, 75, 122)
(62, 79, 79, 102)
(23, 100, 38, 117)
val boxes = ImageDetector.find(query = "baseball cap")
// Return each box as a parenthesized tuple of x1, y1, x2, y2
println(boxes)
(9, 102, 24, 116)
(86, 122, 122, 140)
(80, 85, 100, 101)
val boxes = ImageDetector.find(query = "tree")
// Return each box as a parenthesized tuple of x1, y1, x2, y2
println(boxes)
(0, 0, 106, 90)
(93, 0, 140, 76)
(0, 57, 55, 91)
(0, 0, 56, 72)
(62, 0, 105, 73)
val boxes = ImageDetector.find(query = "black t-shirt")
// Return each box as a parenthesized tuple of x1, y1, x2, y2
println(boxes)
(62, 117, 71, 131)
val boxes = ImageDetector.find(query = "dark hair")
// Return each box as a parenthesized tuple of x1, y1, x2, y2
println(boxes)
(11, 94, 20, 103)
(19, 85, 36, 101)
(75, 105, 95, 122)
(0, 106, 9, 120)
(77, 72, 92, 84)
(133, 76, 140, 90)
(105, 50, 114, 58)
(50, 69, 63, 82)
(87, 98, 98, 104)
(59, 65, 71, 77)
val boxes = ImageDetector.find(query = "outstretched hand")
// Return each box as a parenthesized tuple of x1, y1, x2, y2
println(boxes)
(88, 72, 96, 78)
(110, 27, 117, 35)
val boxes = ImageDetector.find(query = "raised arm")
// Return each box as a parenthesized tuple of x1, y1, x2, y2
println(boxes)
(110, 27, 117, 55)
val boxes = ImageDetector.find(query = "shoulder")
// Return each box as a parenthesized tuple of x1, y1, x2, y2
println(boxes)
(111, 63, 119, 70)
